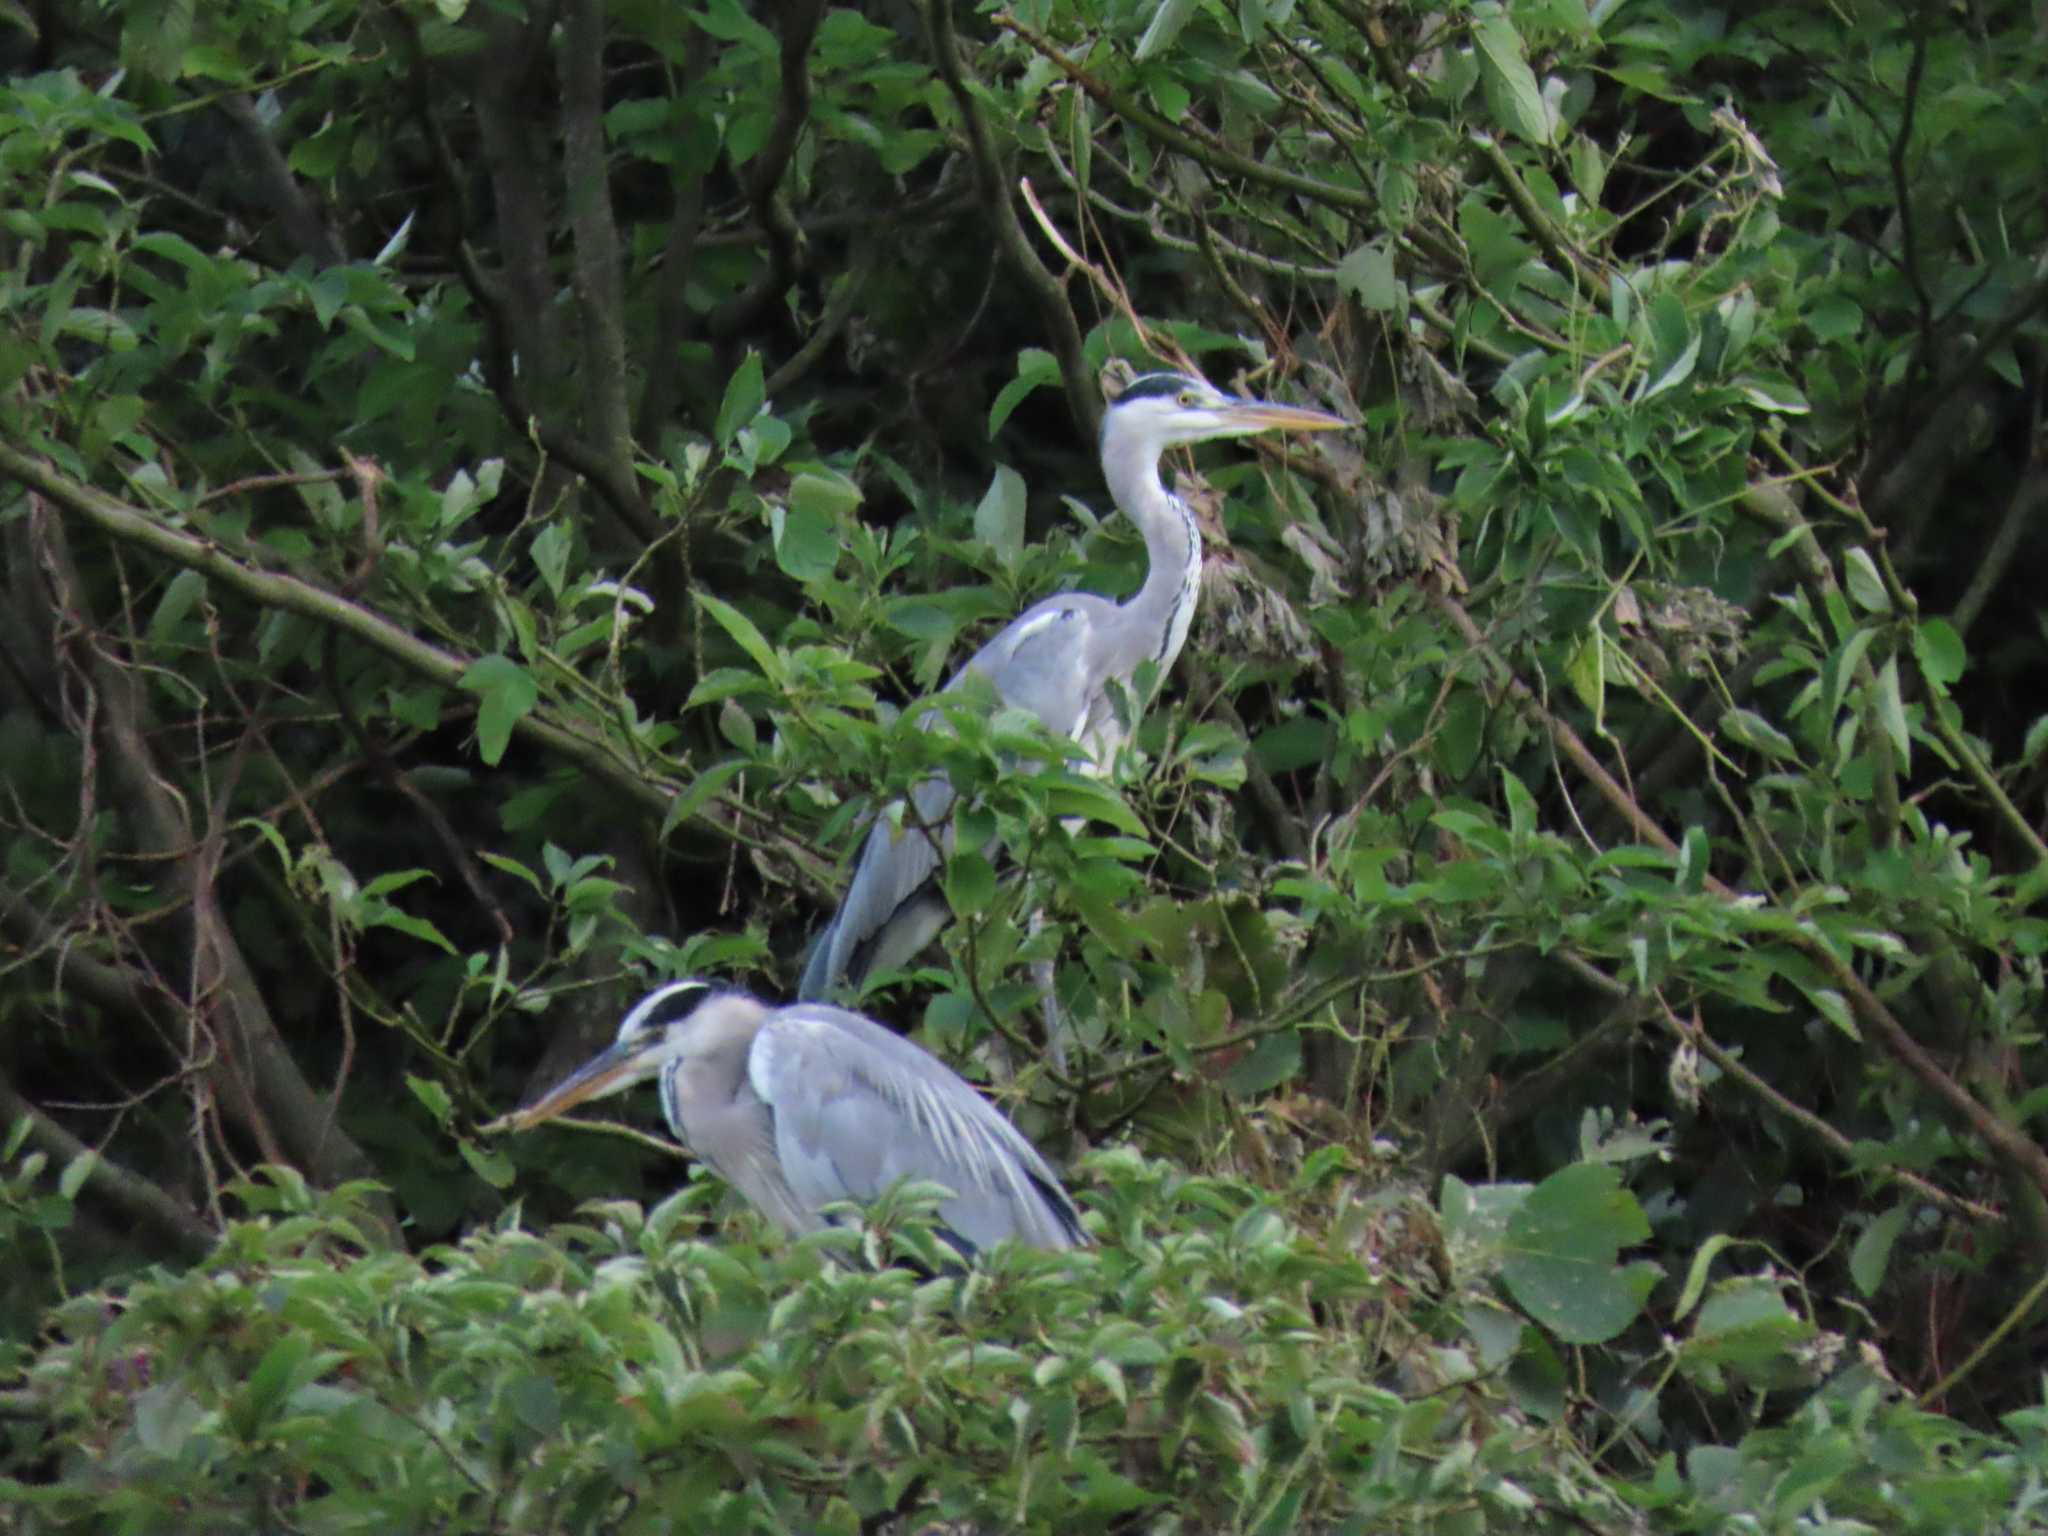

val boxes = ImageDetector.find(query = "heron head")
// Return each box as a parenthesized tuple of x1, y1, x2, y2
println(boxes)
(1103, 371, 1349, 456)
(495, 978, 725, 1131)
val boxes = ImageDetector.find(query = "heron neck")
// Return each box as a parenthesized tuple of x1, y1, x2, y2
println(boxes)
(1108, 451, 1202, 684)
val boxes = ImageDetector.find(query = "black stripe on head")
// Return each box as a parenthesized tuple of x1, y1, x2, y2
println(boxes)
(1115, 371, 1201, 403)
(618, 977, 713, 1040)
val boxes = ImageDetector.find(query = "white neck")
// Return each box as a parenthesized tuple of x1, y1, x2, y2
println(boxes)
(1105, 447, 1202, 690)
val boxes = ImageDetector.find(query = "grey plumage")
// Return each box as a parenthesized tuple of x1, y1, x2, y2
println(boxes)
(798, 372, 1348, 1001)
(499, 979, 1085, 1255)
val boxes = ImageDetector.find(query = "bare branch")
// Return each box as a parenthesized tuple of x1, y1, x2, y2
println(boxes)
(930, 0, 1097, 438)
(0, 440, 680, 820)
(0, 1068, 216, 1261)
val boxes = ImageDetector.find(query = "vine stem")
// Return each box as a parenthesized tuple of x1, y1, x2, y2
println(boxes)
(1918, 1261, 2048, 1409)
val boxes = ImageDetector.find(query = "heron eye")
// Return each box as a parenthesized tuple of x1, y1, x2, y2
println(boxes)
(1177, 389, 1199, 407)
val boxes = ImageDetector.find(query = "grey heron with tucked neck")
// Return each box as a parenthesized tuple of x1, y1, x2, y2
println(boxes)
(496, 980, 1085, 1255)
(797, 371, 1349, 1003)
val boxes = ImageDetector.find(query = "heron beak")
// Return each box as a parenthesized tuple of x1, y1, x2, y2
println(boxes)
(483, 1037, 658, 1135)
(1227, 399, 1351, 434)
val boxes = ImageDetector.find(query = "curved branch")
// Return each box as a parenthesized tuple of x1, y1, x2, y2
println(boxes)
(0, 1069, 215, 1262)
(0, 441, 680, 820)
(931, 0, 1096, 438)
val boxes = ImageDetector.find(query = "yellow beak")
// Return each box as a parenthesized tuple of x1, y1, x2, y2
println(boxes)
(480, 1037, 655, 1135)
(1227, 400, 1350, 433)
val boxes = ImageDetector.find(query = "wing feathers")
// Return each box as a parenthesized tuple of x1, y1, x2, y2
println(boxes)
(750, 1007, 1083, 1252)
(801, 593, 1126, 999)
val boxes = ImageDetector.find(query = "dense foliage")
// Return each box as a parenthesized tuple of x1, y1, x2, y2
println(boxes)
(3, 0, 2047, 1527)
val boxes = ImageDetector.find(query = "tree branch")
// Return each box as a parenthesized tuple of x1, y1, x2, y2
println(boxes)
(0, 442, 680, 821)
(469, 8, 563, 389)
(707, 0, 826, 345)
(635, 26, 713, 444)
(218, 92, 345, 268)
(561, 0, 637, 489)
(29, 504, 392, 1203)
(1952, 465, 2048, 640)
(0, 1068, 216, 1261)
(1433, 587, 2048, 1207)
(931, 0, 1097, 438)
(995, 13, 1373, 216)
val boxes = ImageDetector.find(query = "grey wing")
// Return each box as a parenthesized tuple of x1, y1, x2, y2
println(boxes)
(963, 594, 1124, 758)
(797, 594, 1122, 1001)
(748, 1006, 1085, 1253)
(797, 771, 957, 999)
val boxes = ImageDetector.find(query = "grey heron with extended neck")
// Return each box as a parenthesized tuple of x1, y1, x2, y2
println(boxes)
(496, 980, 1085, 1255)
(797, 371, 1349, 1003)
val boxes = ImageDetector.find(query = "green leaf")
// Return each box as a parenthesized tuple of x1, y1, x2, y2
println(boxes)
(2023, 715, 2048, 766)
(458, 1138, 516, 1190)
(989, 349, 1060, 437)
(1736, 373, 1810, 414)
(696, 592, 783, 681)
(1842, 546, 1890, 615)
(229, 1334, 314, 1440)
(477, 851, 545, 894)
(772, 500, 841, 583)
(1873, 654, 1910, 769)
(1636, 310, 1700, 403)
(507, 1373, 561, 1435)
(1336, 242, 1401, 311)
(944, 849, 998, 918)
(1673, 1232, 1736, 1321)
(663, 759, 748, 839)
(1436, 688, 1487, 779)
(788, 470, 863, 520)
(718, 697, 757, 751)
(1806, 294, 1864, 342)
(373, 906, 459, 954)
(1806, 986, 1858, 1040)
(1135, 0, 1202, 60)
(975, 465, 1027, 572)
(1914, 617, 1964, 690)
(1039, 774, 1146, 837)
(530, 523, 571, 598)
(1222, 1030, 1301, 1095)
(1720, 707, 1797, 760)
(1499, 767, 1538, 843)
(715, 352, 766, 448)
(1501, 1163, 1659, 1344)
(1472, 7, 1551, 145)
(1681, 1277, 1815, 1390)
(58, 1150, 96, 1201)
(149, 568, 207, 642)
(1850, 1205, 1909, 1298)
(458, 655, 539, 767)
(407, 1075, 453, 1127)
(1565, 631, 1605, 727)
